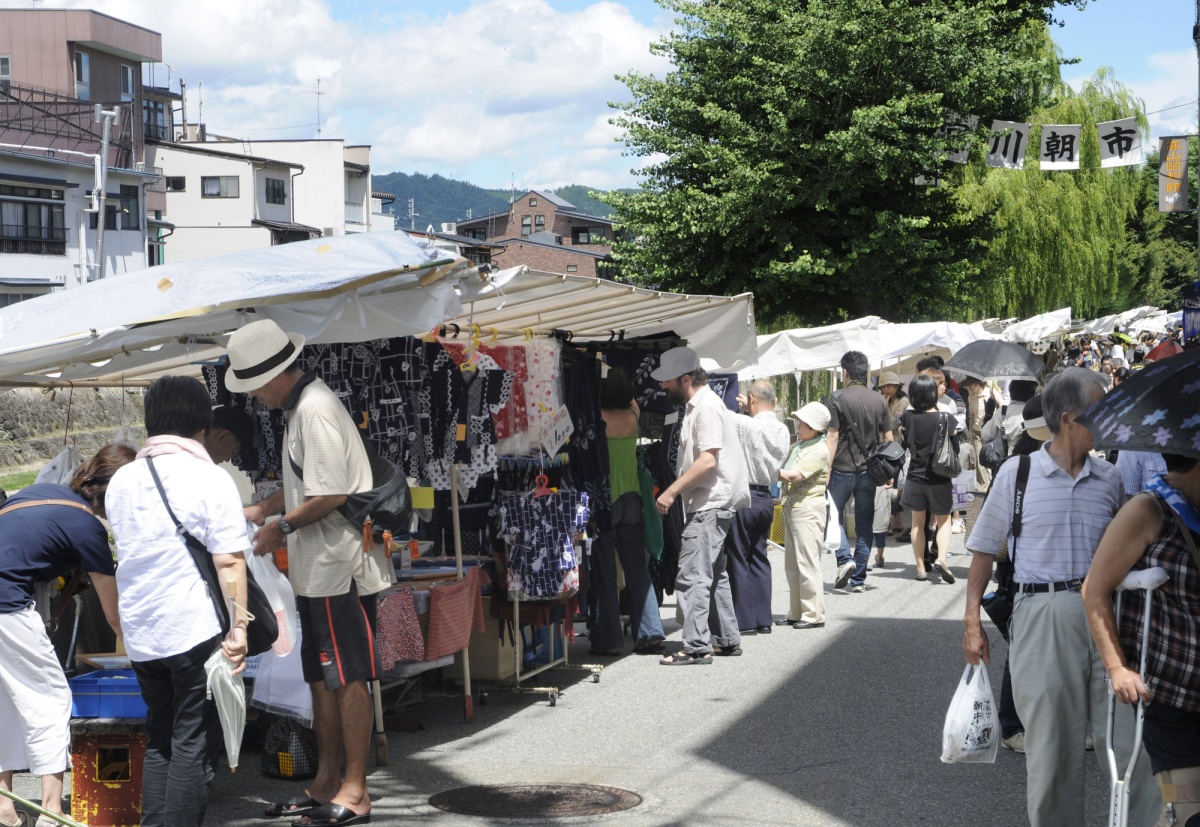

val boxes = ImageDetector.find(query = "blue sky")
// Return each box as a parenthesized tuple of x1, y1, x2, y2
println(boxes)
(55, 0, 1200, 190)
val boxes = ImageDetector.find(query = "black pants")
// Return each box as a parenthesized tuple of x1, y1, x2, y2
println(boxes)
(132, 634, 222, 827)
(1143, 702, 1200, 775)
(724, 488, 774, 631)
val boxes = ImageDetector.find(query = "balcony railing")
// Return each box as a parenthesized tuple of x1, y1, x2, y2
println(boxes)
(0, 224, 67, 255)
(344, 200, 366, 225)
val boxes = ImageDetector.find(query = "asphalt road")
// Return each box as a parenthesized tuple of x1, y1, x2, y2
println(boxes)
(17, 530, 1116, 826)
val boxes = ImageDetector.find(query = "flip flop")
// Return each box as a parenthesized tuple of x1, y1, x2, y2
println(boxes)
(659, 651, 712, 665)
(263, 795, 323, 819)
(1, 813, 31, 827)
(292, 804, 370, 826)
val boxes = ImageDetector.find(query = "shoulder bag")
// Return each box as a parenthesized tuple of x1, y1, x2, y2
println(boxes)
(145, 457, 278, 657)
(981, 454, 1030, 641)
(931, 412, 963, 479)
(831, 390, 905, 487)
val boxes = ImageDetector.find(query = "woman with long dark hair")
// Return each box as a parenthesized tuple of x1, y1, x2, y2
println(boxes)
(899, 374, 959, 583)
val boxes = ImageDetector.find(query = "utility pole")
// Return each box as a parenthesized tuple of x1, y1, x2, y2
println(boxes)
(92, 105, 119, 281)
(407, 198, 418, 230)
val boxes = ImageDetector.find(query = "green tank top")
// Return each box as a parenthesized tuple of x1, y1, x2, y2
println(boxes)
(607, 434, 640, 502)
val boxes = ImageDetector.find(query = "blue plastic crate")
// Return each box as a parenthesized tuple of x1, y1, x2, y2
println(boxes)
(70, 669, 147, 719)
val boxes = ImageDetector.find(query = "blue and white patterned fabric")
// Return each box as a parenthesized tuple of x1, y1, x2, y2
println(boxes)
(499, 491, 590, 599)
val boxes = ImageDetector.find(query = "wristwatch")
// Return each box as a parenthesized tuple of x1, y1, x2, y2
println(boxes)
(278, 517, 295, 536)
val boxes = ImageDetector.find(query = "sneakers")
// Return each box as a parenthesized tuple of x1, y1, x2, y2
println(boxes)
(951, 518, 965, 534)
(849, 585, 866, 593)
(1085, 733, 1094, 751)
(834, 560, 856, 589)
(1002, 732, 1025, 754)
(915, 571, 928, 581)
(934, 560, 955, 584)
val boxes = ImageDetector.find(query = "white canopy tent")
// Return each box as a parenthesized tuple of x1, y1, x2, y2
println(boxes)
(1001, 307, 1072, 343)
(0, 233, 757, 384)
(720, 316, 882, 379)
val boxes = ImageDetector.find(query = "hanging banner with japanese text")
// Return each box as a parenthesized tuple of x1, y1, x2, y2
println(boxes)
(1040, 125, 1081, 170)
(1158, 136, 1189, 212)
(942, 113, 979, 164)
(986, 120, 1029, 169)
(1097, 118, 1142, 168)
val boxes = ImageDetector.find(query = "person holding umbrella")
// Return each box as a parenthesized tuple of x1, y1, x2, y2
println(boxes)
(105, 376, 249, 827)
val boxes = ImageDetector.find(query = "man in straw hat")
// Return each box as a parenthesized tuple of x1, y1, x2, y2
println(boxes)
(651, 346, 750, 664)
(226, 319, 378, 826)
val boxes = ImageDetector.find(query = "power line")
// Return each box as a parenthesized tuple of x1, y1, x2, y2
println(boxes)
(1144, 100, 1198, 117)
(205, 122, 319, 132)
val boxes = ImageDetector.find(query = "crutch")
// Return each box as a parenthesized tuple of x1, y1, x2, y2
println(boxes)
(1106, 566, 1169, 827)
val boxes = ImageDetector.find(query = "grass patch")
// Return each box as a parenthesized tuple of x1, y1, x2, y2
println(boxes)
(0, 469, 38, 492)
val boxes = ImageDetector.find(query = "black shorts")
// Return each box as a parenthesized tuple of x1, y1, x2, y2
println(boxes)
(297, 583, 381, 690)
(901, 478, 953, 516)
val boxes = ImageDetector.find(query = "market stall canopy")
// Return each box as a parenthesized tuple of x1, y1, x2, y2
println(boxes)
(718, 316, 882, 379)
(0, 232, 758, 383)
(452, 268, 758, 368)
(1001, 307, 1072, 343)
(876, 320, 996, 364)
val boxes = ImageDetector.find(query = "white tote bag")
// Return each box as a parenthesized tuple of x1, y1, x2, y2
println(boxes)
(823, 491, 842, 553)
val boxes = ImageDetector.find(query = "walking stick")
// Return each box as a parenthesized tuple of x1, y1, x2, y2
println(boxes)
(0, 787, 88, 827)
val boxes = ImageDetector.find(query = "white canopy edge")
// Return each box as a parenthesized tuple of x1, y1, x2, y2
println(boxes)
(1001, 307, 1072, 343)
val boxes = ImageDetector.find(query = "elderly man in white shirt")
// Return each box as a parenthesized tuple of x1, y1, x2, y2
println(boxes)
(653, 347, 751, 665)
(962, 368, 1159, 827)
(725, 381, 791, 635)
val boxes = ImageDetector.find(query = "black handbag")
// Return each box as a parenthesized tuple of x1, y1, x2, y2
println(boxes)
(289, 434, 412, 540)
(981, 454, 1030, 642)
(145, 456, 279, 657)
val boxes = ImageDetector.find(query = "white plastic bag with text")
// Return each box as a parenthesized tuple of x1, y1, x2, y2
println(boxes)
(940, 664, 1000, 763)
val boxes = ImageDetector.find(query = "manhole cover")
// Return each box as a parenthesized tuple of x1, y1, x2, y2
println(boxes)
(429, 783, 643, 818)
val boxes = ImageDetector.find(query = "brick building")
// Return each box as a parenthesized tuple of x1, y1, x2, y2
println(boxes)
(455, 189, 615, 252)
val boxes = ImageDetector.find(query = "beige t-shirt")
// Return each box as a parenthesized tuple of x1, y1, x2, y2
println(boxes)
(283, 378, 378, 598)
(677, 385, 751, 514)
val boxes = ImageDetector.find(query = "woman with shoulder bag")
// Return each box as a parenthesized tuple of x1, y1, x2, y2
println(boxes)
(591, 368, 665, 655)
(898, 375, 959, 584)
(776, 403, 832, 629)
(104, 376, 251, 827)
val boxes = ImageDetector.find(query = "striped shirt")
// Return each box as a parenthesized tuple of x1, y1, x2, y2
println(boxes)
(732, 411, 790, 487)
(966, 445, 1123, 583)
(1116, 451, 1167, 497)
(283, 377, 373, 598)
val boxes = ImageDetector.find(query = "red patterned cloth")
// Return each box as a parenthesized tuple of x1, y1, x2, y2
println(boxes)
(377, 590, 424, 668)
(424, 567, 491, 661)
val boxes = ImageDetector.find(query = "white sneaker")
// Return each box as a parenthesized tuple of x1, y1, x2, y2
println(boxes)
(1002, 732, 1025, 753)
(834, 560, 856, 589)
(951, 518, 965, 534)
(1085, 733, 1094, 751)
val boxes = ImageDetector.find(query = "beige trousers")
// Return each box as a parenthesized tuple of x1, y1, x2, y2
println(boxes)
(1010, 589, 1161, 827)
(782, 501, 826, 624)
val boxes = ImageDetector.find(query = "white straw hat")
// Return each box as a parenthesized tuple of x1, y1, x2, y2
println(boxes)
(791, 402, 831, 432)
(224, 319, 305, 393)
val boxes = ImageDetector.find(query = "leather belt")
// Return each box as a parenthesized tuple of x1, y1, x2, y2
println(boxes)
(749, 485, 771, 493)
(1019, 579, 1083, 595)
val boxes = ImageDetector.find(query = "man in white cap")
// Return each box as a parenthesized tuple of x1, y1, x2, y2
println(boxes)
(225, 319, 378, 825)
(652, 346, 750, 664)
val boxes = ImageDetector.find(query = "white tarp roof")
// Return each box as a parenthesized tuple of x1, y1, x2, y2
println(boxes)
(876, 320, 996, 363)
(1001, 307, 1072, 343)
(721, 316, 881, 379)
(0, 232, 757, 383)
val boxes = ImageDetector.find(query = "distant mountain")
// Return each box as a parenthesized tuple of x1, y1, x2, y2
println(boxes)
(369, 171, 635, 232)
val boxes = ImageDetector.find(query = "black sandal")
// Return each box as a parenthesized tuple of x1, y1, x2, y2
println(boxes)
(264, 795, 323, 818)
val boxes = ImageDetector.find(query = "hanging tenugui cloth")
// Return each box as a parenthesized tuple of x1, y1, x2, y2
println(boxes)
(560, 347, 611, 532)
(442, 341, 529, 441)
(498, 491, 590, 600)
(424, 343, 513, 492)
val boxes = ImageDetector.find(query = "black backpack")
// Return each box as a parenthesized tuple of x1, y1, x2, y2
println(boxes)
(289, 429, 412, 540)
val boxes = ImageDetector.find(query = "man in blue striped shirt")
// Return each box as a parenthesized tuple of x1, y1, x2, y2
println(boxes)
(962, 368, 1159, 827)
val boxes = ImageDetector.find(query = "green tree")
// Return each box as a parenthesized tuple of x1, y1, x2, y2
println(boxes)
(955, 67, 1148, 318)
(606, 0, 1082, 327)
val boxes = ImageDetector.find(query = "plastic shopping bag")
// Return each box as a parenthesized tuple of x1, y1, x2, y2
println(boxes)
(940, 664, 1000, 764)
(244, 529, 296, 657)
(823, 491, 842, 553)
(34, 445, 84, 486)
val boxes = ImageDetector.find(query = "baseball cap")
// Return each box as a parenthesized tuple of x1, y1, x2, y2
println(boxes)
(1022, 396, 1050, 442)
(650, 347, 701, 381)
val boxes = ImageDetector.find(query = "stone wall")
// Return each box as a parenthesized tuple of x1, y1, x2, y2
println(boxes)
(0, 387, 146, 470)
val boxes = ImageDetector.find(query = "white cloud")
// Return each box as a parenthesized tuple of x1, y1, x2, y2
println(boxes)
(1065, 50, 1199, 142)
(49, 0, 669, 186)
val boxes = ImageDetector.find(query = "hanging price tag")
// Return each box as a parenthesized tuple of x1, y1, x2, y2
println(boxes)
(541, 404, 574, 457)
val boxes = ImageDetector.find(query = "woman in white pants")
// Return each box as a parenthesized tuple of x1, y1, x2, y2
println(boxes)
(0, 444, 131, 827)
(776, 403, 832, 630)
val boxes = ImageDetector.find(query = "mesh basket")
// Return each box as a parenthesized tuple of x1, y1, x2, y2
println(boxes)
(260, 716, 319, 780)
(769, 504, 785, 545)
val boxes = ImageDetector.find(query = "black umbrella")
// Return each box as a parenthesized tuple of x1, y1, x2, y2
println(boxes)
(1078, 349, 1200, 457)
(943, 340, 1044, 381)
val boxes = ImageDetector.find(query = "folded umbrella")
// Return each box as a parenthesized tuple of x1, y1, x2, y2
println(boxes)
(944, 340, 1044, 382)
(204, 647, 246, 773)
(1078, 348, 1200, 458)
